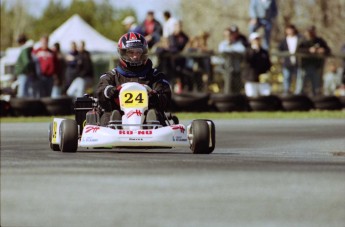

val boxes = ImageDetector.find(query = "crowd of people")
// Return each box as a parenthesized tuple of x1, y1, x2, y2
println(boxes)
(121, 3, 344, 97)
(13, 0, 345, 99)
(14, 34, 93, 99)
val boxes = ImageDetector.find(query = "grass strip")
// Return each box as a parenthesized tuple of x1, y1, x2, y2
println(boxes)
(1, 110, 344, 123)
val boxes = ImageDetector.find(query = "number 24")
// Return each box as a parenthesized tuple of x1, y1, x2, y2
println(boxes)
(124, 93, 144, 103)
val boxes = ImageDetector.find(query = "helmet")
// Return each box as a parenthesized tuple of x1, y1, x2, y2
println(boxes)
(117, 32, 148, 69)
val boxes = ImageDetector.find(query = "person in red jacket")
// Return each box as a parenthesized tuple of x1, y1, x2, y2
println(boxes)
(32, 35, 57, 97)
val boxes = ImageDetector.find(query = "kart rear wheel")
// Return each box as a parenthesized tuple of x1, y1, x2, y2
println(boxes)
(59, 119, 78, 153)
(49, 122, 60, 151)
(190, 120, 215, 154)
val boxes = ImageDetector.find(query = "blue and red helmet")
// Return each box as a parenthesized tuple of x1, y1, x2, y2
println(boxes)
(117, 32, 148, 68)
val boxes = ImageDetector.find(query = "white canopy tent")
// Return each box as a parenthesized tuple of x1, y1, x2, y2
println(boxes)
(1, 14, 117, 87)
(45, 14, 117, 54)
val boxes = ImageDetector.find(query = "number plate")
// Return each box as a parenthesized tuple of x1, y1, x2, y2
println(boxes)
(120, 91, 148, 108)
(52, 121, 57, 143)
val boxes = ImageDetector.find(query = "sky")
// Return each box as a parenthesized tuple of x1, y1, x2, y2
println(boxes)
(10, 0, 181, 23)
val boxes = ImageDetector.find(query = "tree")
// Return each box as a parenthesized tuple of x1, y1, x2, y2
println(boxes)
(1, 0, 35, 49)
(31, 0, 68, 42)
(180, 0, 345, 52)
(0, 0, 138, 51)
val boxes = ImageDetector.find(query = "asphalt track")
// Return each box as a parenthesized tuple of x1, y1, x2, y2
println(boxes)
(1, 119, 345, 227)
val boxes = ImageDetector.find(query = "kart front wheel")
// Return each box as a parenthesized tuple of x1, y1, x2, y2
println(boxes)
(190, 120, 215, 154)
(49, 122, 60, 151)
(59, 119, 78, 153)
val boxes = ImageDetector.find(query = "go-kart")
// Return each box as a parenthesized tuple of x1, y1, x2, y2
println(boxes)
(49, 82, 215, 154)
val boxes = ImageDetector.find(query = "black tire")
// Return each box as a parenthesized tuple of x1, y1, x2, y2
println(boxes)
(0, 100, 13, 116)
(59, 119, 78, 153)
(10, 98, 46, 116)
(203, 119, 216, 153)
(211, 94, 249, 112)
(280, 95, 314, 111)
(190, 120, 215, 154)
(48, 122, 60, 151)
(248, 95, 282, 111)
(312, 96, 342, 110)
(338, 96, 345, 108)
(41, 96, 73, 116)
(172, 93, 210, 112)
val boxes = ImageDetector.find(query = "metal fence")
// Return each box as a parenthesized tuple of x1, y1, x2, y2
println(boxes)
(150, 51, 345, 96)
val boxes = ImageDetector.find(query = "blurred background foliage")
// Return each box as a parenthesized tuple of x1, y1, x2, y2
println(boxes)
(180, 0, 345, 52)
(1, 0, 136, 50)
(1, 0, 344, 52)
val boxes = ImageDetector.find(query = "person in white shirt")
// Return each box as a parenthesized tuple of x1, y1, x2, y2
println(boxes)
(218, 27, 247, 93)
(122, 16, 144, 35)
(323, 62, 342, 95)
(163, 11, 178, 38)
(278, 24, 302, 95)
(218, 27, 246, 54)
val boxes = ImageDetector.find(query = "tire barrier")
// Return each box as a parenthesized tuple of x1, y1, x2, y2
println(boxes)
(172, 93, 210, 112)
(248, 95, 283, 111)
(312, 96, 343, 110)
(339, 96, 345, 108)
(0, 100, 13, 116)
(210, 94, 249, 112)
(280, 95, 314, 111)
(2, 95, 344, 116)
(8, 97, 73, 116)
(41, 96, 73, 116)
(9, 98, 47, 116)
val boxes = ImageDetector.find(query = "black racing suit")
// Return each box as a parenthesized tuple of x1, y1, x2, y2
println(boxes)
(96, 60, 171, 124)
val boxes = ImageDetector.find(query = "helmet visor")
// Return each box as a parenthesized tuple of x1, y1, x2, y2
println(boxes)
(121, 47, 147, 66)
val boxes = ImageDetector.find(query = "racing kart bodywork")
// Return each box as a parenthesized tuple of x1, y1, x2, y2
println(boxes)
(49, 82, 215, 154)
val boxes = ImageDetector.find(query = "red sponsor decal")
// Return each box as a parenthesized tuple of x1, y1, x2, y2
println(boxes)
(119, 130, 134, 135)
(85, 126, 100, 133)
(170, 125, 185, 133)
(126, 110, 143, 118)
(119, 130, 153, 135)
(138, 130, 153, 135)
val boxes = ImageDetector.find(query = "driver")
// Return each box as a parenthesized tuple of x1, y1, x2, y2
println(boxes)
(97, 32, 171, 126)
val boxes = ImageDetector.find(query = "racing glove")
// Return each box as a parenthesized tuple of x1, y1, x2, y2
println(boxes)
(104, 85, 121, 99)
(148, 90, 161, 107)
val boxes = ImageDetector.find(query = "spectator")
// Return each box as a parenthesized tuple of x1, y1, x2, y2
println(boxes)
(278, 24, 302, 95)
(162, 11, 178, 38)
(296, 26, 331, 96)
(243, 32, 272, 97)
(230, 25, 249, 48)
(64, 41, 79, 93)
(218, 27, 246, 53)
(14, 34, 37, 98)
(249, 0, 278, 50)
(183, 34, 213, 92)
(51, 42, 65, 98)
(183, 36, 204, 92)
(168, 21, 189, 53)
(218, 27, 246, 94)
(341, 44, 345, 87)
(141, 11, 163, 48)
(152, 37, 171, 73)
(67, 41, 94, 98)
(32, 35, 57, 97)
(194, 32, 214, 92)
(198, 31, 212, 51)
(167, 20, 190, 91)
(323, 61, 342, 96)
(122, 16, 144, 35)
